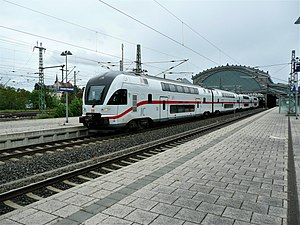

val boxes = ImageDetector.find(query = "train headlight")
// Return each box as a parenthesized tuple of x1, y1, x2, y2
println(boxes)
(101, 107, 111, 112)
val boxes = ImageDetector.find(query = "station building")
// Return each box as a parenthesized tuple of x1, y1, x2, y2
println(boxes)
(192, 65, 289, 108)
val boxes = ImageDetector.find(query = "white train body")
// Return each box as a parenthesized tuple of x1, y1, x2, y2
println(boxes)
(79, 71, 258, 130)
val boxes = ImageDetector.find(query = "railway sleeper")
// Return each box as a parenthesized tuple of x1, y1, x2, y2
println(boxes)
(143, 152, 154, 157)
(77, 175, 94, 181)
(26, 192, 43, 201)
(136, 154, 148, 159)
(2, 152, 10, 156)
(90, 170, 105, 176)
(63, 180, 79, 187)
(111, 163, 123, 169)
(13, 150, 22, 153)
(101, 167, 116, 173)
(149, 150, 160, 154)
(46, 186, 63, 193)
(121, 160, 133, 165)
(4, 200, 22, 210)
(129, 157, 140, 162)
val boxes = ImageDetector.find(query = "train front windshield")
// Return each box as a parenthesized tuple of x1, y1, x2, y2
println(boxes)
(86, 85, 106, 105)
(85, 72, 119, 105)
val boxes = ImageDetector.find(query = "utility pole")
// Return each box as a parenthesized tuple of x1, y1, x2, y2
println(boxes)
(34, 42, 46, 113)
(136, 44, 142, 74)
(288, 50, 296, 114)
(120, 43, 124, 71)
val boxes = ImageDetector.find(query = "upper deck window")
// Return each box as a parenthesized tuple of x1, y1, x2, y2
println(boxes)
(161, 82, 199, 95)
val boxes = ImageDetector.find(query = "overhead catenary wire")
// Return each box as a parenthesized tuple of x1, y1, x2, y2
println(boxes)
(0, 31, 187, 75)
(254, 62, 291, 68)
(0, 25, 124, 60)
(0, 24, 191, 78)
(1, 0, 185, 61)
(153, 0, 240, 65)
(1, 0, 204, 78)
(156, 59, 189, 77)
(98, 0, 219, 65)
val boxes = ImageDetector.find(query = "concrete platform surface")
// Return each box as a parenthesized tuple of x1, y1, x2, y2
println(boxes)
(0, 117, 82, 135)
(0, 108, 295, 225)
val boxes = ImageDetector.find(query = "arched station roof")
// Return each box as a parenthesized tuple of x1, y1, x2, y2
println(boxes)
(192, 65, 276, 94)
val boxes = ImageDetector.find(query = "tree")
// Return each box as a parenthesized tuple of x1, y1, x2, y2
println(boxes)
(29, 90, 40, 109)
(0, 85, 31, 110)
(69, 98, 82, 116)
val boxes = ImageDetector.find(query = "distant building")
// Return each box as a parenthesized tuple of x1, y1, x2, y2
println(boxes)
(192, 65, 288, 108)
(35, 75, 73, 99)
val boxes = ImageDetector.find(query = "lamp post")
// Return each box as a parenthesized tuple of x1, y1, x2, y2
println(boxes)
(60, 50, 72, 123)
(294, 17, 300, 119)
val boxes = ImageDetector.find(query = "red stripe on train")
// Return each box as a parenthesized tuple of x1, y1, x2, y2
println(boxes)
(107, 100, 240, 120)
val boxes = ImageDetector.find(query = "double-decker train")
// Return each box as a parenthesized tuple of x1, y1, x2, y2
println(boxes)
(79, 71, 258, 131)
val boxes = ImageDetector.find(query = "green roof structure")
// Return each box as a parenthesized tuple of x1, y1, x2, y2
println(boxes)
(192, 65, 288, 96)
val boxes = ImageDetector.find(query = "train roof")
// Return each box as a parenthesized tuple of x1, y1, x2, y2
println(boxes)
(89, 71, 203, 89)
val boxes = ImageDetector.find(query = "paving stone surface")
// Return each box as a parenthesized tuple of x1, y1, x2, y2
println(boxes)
(0, 108, 295, 225)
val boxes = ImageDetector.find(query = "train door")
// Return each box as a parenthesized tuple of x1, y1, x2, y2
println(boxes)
(211, 90, 214, 114)
(195, 98, 201, 115)
(159, 96, 168, 121)
(132, 94, 138, 113)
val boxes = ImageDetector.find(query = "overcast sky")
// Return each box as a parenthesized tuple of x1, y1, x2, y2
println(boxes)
(0, 0, 299, 90)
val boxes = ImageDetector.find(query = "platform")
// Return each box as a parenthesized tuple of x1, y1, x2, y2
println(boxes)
(0, 117, 82, 135)
(0, 117, 87, 150)
(0, 108, 298, 225)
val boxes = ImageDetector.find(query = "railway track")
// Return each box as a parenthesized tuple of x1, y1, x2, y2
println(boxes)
(0, 111, 38, 121)
(0, 135, 98, 162)
(0, 109, 262, 163)
(0, 109, 265, 215)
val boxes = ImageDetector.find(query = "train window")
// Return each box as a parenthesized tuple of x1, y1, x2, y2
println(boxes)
(148, 94, 152, 103)
(222, 93, 235, 98)
(177, 85, 184, 93)
(133, 95, 137, 112)
(170, 105, 195, 114)
(203, 98, 206, 103)
(107, 89, 127, 105)
(169, 84, 176, 92)
(143, 78, 148, 84)
(197, 102, 199, 108)
(224, 104, 234, 108)
(162, 82, 170, 91)
(163, 100, 166, 110)
(183, 86, 189, 93)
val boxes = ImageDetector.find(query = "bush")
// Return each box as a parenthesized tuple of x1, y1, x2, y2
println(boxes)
(54, 103, 68, 118)
(69, 98, 82, 116)
(54, 98, 82, 118)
